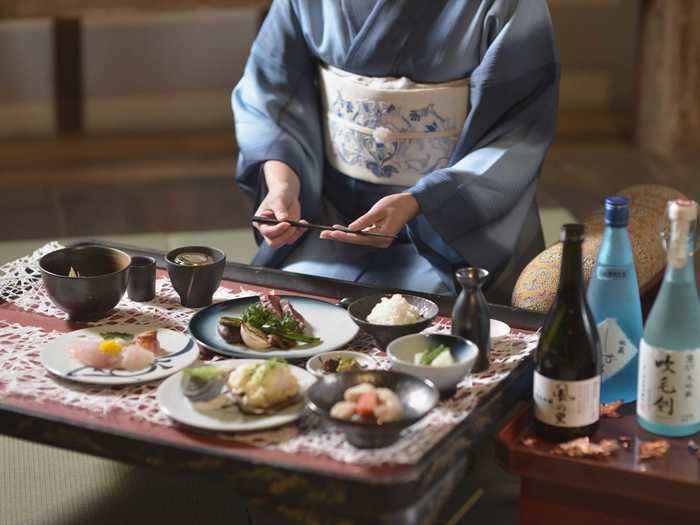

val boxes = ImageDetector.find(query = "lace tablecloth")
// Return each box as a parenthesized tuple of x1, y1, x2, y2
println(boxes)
(0, 243, 539, 466)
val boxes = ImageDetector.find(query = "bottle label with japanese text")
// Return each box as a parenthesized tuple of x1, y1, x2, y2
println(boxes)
(598, 318, 638, 381)
(534, 372, 601, 428)
(637, 341, 700, 425)
(595, 265, 630, 281)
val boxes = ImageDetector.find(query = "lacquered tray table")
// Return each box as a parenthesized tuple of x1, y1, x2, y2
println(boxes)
(0, 240, 543, 525)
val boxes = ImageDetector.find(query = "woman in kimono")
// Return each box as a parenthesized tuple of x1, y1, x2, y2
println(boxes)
(233, 0, 559, 302)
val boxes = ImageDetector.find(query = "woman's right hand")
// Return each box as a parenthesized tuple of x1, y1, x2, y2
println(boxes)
(254, 161, 305, 248)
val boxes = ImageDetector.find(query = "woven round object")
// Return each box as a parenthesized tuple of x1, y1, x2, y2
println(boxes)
(511, 185, 688, 313)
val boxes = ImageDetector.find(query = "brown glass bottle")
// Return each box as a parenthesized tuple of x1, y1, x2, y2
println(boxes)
(533, 224, 602, 442)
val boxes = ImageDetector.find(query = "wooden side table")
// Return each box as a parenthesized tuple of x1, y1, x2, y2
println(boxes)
(497, 402, 700, 525)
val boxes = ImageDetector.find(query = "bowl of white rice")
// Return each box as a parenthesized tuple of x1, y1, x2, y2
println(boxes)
(347, 294, 439, 348)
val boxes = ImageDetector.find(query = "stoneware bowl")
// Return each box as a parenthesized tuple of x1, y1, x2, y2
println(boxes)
(305, 370, 439, 449)
(39, 245, 131, 321)
(165, 246, 225, 308)
(346, 294, 439, 349)
(387, 333, 478, 394)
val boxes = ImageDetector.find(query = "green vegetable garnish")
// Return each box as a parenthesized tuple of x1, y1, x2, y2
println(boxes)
(260, 324, 321, 345)
(182, 366, 226, 381)
(219, 316, 242, 328)
(336, 357, 359, 373)
(240, 302, 321, 346)
(241, 303, 299, 332)
(262, 357, 287, 370)
(99, 331, 134, 343)
(419, 344, 451, 366)
(253, 358, 288, 379)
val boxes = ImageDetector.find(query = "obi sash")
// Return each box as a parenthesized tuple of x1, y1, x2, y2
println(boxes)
(319, 65, 469, 187)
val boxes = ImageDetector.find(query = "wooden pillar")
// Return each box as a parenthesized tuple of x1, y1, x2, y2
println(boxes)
(52, 18, 83, 135)
(637, 1, 700, 157)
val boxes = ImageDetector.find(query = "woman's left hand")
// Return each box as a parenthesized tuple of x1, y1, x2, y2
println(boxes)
(319, 193, 420, 248)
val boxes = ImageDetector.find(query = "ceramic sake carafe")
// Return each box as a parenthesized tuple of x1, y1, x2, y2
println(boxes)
(452, 267, 491, 372)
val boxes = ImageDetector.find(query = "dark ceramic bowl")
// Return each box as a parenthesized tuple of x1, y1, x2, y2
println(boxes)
(39, 245, 131, 321)
(347, 294, 439, 349)
(305, 370, 439, 449)
(165, 246, 225, 308)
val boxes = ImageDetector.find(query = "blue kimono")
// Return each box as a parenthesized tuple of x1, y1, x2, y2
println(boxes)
(233, 0, 559, 300)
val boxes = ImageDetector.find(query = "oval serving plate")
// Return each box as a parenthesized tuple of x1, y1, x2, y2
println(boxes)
(189, 295, 359, 359)
(40, 325, 198, 385)
(157, 359, 316, 432)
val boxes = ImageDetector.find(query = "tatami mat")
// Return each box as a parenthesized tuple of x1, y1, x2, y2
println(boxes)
(0, 435, 248, 525)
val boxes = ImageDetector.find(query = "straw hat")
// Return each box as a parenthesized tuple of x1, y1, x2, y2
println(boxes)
(511, 185, 688, 313)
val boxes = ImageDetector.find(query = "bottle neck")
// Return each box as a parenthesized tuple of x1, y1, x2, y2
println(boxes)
(559, 240, 584, 296)
(598, 225, 632, 264)
(664, 218, 697, 285)
(603, 224, 627, 240)
(664, 252, 697, 285)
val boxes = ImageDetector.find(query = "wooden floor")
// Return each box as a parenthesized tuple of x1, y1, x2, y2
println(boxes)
(0, 130, 698, 241)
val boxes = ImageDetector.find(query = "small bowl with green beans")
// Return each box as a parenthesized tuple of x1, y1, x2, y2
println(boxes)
(387, 333, 478, 395)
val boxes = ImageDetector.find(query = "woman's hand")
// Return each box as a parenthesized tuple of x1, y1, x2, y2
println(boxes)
(254, 161, 306, 248)
(319, 193, 420, 248)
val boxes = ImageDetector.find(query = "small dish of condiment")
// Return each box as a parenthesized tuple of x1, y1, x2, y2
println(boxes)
(305, 351, 377, 377)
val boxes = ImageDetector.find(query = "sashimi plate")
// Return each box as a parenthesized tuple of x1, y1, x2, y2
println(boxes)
(157, 359, 316, 432)
(189, 295, 359, 359)
(40, 324, 198, 385)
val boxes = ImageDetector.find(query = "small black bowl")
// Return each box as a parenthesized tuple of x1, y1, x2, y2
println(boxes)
(165, 246, 225, 308)
(305, 370, 439, 449)
(39, 245, 131, 321)
(347, 294, 439, 349)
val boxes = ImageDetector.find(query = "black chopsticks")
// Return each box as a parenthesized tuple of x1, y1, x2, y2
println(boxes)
(251, 216, 397, 240)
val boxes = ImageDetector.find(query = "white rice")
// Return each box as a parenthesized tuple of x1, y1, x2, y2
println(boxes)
(366, 294, 421, 325)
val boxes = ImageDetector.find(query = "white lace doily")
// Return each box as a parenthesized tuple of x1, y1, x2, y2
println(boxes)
(0, 243, 539, 466)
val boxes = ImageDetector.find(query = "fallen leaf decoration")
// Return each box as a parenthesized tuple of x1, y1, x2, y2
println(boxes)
(600, 400, 624, 418)
(551, 437, 620, 458)
(638, 439, 670, 461)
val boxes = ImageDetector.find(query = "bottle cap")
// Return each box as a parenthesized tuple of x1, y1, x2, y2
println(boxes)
(560, 223, 584, 243)
(668, 199, 698, 222)
(604, 196, 629, 227)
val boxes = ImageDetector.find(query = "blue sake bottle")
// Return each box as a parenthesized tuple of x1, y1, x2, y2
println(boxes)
(637, 199, 700, 437)
(586, 196, 643, 404)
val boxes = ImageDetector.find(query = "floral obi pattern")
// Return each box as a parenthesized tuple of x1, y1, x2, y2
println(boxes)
(319, 65, 470, 186)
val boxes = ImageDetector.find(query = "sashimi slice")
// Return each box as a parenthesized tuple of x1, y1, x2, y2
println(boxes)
(71, 337, 118, 368)
(135, 330, 162, 355)
(120, 345, 156, 371)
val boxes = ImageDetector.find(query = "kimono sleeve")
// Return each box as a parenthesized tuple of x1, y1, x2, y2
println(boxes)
(408, 0, 559, 270)
(232, 0, 324, 222)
